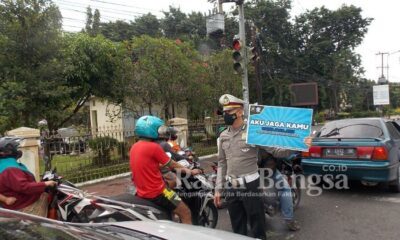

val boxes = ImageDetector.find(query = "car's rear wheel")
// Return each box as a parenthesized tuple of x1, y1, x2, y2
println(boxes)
(388, 165, 400, 193)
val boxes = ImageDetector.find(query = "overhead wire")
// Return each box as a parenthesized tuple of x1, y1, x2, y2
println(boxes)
(55, 0, 157, 16)
(60, 7, 130, 21)
(89, 0, 163, 13)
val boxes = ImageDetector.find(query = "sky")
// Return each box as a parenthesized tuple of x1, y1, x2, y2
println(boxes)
(56, 0, 400, 83)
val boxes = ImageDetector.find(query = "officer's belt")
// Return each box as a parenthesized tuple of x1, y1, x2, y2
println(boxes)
(227, 172, 260, 186)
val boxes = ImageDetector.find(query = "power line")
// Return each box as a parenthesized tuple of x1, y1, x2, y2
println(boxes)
(55, 0, 157, 16)
(64, 24, 84, 29)
(63, 17, 86, 23)
(89, 0, 163, 13)
(56, 2, 142, 18)
(61, 7, 129, 21)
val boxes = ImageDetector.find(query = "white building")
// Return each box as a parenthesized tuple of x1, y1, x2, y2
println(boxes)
(89, 97, 188, 141)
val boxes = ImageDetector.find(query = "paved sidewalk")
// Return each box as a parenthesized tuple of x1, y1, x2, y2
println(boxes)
(81, 176, 132, 196)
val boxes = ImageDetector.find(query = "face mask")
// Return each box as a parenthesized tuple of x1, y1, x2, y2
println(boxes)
(223, 112, 237, 125)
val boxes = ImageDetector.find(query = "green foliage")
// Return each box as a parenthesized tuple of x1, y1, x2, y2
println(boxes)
(0, 1, 132, 132)
(350, 111, 381, 118)
(88, 136, 119, 166)
(188, 49, 242, 118)
(242, 0, 372, 113)
(314, 112, 325, 123)
(0, 0, 376, 135)
(0, 0, 64, 133)
(126, 35, 199, 118)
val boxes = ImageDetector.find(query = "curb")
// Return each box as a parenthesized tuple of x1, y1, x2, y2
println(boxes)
(75, 153, 218, 187)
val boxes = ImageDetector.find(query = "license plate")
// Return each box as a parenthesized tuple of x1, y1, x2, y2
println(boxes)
(323, 148, 356, 158)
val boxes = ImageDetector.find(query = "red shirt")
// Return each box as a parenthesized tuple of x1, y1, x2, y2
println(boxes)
(129, 141, 171, 198)
(0, 168, 46, 210)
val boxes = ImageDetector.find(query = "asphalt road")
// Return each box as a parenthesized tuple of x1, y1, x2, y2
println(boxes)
(197, 154, 400, 240)
(213, 180, 400, 240)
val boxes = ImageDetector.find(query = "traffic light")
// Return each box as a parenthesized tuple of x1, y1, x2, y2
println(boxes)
(232, 38, 243, 74)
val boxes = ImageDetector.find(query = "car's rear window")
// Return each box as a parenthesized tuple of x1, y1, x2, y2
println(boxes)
(317, 119, 385, 138)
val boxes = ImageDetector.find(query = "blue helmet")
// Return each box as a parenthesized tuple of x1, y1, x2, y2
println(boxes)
(134, 115, 165, 139)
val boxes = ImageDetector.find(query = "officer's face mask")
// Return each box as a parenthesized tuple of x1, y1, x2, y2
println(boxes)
(223, 111, 238, 125)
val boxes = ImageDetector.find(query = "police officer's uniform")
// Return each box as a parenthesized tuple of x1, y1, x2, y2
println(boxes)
(215, 94, 291, 239)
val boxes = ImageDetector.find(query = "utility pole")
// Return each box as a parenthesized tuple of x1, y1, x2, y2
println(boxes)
(219, 0, 249, 115)
(376, 52, 389, 84)
(218, 0, 223, 13)
(237, 2, 249, 116)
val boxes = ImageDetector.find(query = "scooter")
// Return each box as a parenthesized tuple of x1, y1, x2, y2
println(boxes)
(126, 158, 219, 228)
(257, 152, 303, 216)
(43, 169, 158, 223)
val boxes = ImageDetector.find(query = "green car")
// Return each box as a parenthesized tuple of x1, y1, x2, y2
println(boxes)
(302, 117, 400, 192)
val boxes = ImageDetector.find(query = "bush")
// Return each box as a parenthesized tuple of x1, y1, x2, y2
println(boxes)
(349, 111, 381, 118)
(88, 136, 119, 166)
(189, 134, 204, 144)
(336, 112, 351, 119)
(314, 112, 325, 124)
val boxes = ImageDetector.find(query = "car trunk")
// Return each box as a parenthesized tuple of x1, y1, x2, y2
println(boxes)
(303, 138, 388, 161)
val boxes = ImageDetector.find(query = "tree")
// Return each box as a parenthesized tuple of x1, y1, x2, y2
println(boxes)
(59, 33, 132, 130)
(241, 1, 372, 113)
(85, 6, 101, 37)
(0, 0, 64, 133)
(132, 13, 161, 37)
(161, 7, 191, 40)
(189, 49, 242, 118)
(85, 6, 93, 33)
(127, 35, 201, 119)
(92, 9, 101, 36)
(100, 20, 136, 42)
(0, 0, 131, 132)
(293, 5, 372, 112)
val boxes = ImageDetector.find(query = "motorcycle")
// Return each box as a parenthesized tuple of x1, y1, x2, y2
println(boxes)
(175, 167, 218, 228)
(208, 162, 228, 209)
(42, 169, 160, 223)
(257, 152, 303, 216)
(178, 147, 200, 166)
(127, 155, 219, 228)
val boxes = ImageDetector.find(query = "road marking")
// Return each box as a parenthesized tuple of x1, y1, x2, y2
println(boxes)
(373, 196, 400, 203)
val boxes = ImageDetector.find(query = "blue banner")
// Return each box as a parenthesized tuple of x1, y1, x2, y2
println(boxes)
(246, 105, 313, 151)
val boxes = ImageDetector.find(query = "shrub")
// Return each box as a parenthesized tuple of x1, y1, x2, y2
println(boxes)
(88, 136, 119, 166)
(349, 111, 381, 118)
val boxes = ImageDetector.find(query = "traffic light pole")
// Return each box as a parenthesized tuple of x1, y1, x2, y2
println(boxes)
(238, 3, 250, 117)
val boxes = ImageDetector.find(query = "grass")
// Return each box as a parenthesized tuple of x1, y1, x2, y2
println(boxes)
(39, 154, 92, 174)
(192, 142, 218, 157)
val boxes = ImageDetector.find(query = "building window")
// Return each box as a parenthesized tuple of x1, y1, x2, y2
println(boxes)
(92, 110, 98, 131)
(92, 100, 96, 106)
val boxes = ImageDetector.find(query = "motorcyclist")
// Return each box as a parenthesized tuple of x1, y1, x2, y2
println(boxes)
(0, 137, 57, 217)
(130, 116, 201, 224)
(167, 133, 182, 153)
(258, 148, 301, 231)
(157, 126, 186, 162)
(0, 193, 16, 206)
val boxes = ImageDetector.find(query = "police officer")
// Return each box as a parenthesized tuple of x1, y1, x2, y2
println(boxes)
(214, 94, 310, 239)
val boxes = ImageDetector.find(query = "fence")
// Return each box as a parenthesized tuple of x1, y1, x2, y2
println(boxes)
(40, 119, 224, 183)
